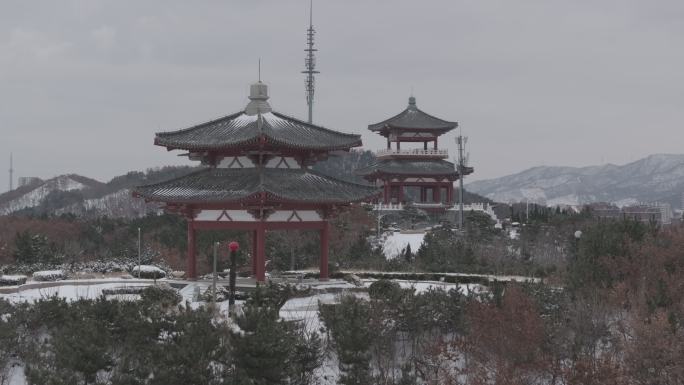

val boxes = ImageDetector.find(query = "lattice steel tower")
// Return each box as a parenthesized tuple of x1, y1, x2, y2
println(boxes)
(302, 0, 319, 123)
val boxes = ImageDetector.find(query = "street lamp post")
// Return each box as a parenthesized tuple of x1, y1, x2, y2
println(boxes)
(228, 241, 239, 315)
(212, 242, 219, 304)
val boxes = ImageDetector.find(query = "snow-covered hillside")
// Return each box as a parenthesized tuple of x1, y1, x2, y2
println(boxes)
(0, 168, 181, 218)
(0, 175, 92, 215)
(467, 154, 684, 208)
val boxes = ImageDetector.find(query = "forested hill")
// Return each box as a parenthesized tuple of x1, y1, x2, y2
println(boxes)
(312, 149, 376, 183)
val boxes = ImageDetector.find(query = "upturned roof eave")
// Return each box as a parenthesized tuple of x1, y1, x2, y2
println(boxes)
(367, 107, 458, 132)
(154, 109, 362, 152)
(132, 167, 379, 206)
(368, 123, 457, 132)
(154, 136, 362, 153)
(133, 189, 379, 206)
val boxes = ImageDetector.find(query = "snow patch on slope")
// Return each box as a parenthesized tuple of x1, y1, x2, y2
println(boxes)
(0, 175, 87, 215)
(546, 194, 581, 207)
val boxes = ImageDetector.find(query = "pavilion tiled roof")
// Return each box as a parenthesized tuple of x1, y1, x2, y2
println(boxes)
(155, 111, 362, 152)
(368, 96, 457, 133)
(134, 167, 379, 204)
(356, 159, 472, 178)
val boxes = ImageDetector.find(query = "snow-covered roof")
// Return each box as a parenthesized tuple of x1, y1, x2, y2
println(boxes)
(368, 96, 457, 134)
(155, 111, 362, 152)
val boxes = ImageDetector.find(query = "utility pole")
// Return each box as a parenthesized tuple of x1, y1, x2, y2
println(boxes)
(456, 134, 468, 230)
(8, 153, 13, 192)
(212, 242, 219, 305)
(137, 227, 141, 278)
(228, 242, 239, 315)
(302, 0, 319, 123)
(377, 213, 382, 238)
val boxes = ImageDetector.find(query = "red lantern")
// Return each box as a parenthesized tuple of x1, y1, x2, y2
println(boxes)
(228, 241, 239, 252)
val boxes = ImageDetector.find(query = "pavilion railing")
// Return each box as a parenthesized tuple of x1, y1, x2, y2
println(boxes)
(375, 148, 449, 158)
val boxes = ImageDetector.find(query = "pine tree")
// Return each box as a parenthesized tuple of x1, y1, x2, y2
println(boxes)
(403, 243, 413, 263)
(320, 295, 374, 385)
(230, 283, 322, 384)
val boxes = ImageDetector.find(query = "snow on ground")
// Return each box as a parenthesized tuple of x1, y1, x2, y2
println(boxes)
(279, 292, 365, 385)
(285, 269, 541, 284)
(279, 293, 337, 334)
(308, 281, 358, 290)
(177, 281, 246, 316)
(277, 282, 485, 385)
(382, 231, 426, 259)
(6, 362, 25, 385)
(179, 281, 211, 308)
(131, 265, 165, 275)
(1, 281, 152, 304)
(0, 275, 27, 286)
(32, 270, 66, 281)
(361, 279, 486, 295)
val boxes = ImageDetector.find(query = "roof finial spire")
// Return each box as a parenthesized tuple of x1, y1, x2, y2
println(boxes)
(408, 87, 417, 107)
(246, 64, 271, 116)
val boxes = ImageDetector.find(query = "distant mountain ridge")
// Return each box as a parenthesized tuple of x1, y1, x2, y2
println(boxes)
(467, 154, 684, 208)
(0, 166, 198, 218)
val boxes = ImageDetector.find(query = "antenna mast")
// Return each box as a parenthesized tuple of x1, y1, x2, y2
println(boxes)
(456, 133, 468, 230)
(302, 0, 319, 123)
(8, 153, 13, 192)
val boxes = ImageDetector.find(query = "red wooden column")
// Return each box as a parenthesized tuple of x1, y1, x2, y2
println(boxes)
(433, 185, 440, 203)
(255, 223, 266, 282)
(398, 183, 405, 203)
(383, 182, 390, 204)
(320, 221, 329, 281)
(447, 184, 453, 204)
(251, 230, 258, 276)
(186, 220, 197, 280)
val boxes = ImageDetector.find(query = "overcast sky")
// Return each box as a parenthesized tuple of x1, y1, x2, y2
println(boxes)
(1, 0, 683, 189)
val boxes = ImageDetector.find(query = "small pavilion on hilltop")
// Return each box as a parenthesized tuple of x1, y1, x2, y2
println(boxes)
(134, 81, 378, 281)
(357, 96, 473, 212)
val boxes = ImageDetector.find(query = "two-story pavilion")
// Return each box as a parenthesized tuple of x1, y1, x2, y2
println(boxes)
(134, 81, 378, 281)
(357, 96, 472, 212)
